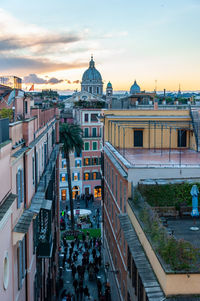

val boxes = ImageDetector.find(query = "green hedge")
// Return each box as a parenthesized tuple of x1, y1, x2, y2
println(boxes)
(138, 183, 200, 207)
(63, 228, 101, 241)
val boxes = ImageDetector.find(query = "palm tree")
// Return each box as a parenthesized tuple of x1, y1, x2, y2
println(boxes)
(60, 123, 83, 231)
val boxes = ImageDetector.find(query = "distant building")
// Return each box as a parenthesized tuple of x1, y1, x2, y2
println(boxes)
(130, 80, 140, 94)
(0, 76, 22, 90)
(81, 56, 103, 96)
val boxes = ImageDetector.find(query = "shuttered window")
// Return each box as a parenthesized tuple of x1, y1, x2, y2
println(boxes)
(17, 241, 23, 290)
(16, 169, 24, 208)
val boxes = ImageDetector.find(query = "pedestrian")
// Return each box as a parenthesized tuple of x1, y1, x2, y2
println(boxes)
(79, 285, 84, 301)
(73, 278, 78, 292)
(86, 231, 90, 242)
(83, 285, 90, 298)
(97, 279, 102, 297)
(76, 287, 80, 301)
(92, 248, 96, 259)
(71, 264, 76, 279)
(82, 232, 86, 242)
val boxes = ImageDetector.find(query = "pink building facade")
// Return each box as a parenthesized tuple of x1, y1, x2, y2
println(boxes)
(74, 108, 102, 199)
(0, 95, 60, 301)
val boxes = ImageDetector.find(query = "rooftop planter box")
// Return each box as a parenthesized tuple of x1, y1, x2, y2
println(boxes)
(127, 193, 200, 296)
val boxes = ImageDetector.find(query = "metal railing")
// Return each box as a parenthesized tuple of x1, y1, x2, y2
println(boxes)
(189, 107, 199, 151)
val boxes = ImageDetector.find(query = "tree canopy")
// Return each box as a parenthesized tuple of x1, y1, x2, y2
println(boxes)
(60, 123, 83, 155)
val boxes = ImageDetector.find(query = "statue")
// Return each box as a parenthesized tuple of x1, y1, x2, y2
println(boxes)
(190, 185, 199, 231)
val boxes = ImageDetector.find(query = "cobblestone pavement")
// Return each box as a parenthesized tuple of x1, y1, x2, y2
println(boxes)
(59, 198, 107, 301)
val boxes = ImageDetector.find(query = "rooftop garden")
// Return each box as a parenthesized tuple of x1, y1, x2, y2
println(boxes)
(130, 188, 200, 272)
(138, 182, 200, 207)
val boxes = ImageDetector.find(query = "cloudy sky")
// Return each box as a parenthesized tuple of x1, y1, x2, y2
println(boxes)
(0, 0, 200, 92)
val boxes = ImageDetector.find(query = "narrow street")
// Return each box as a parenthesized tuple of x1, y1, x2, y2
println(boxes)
(59, 198, 109, 301)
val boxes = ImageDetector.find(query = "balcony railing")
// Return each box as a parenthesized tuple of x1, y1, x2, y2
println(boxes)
(37, 201, 53, 258)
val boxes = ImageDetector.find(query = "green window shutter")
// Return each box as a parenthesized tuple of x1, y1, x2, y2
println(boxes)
(22, 238, 26, 278)
(85, 142, 89, 151)
(93, 142, 97, 150)
(17, 170, 21, 208)
(72, 173, 74, 181)
(78, 173, 80, 180)
(20, 169, 24, 203)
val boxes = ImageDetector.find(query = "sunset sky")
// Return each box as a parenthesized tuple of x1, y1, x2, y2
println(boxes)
(0, 0, 200, 92)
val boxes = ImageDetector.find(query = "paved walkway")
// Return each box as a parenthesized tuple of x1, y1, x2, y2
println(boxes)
(59, 198, 108, 301)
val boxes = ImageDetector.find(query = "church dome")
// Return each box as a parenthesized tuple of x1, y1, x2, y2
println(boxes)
(82, 56, 102, 82)
(130, 80, 140, 94)
(107, 81, 112, 88)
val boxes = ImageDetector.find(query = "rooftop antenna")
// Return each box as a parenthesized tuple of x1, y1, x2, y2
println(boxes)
(178, 83, 181, 93)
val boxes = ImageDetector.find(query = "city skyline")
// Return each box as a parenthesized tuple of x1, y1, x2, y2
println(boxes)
(0, 0, 200, 92)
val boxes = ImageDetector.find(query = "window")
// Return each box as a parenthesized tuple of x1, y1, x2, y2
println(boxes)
(115, 213, 118, 232)
(61, 189, 66, 200)
(134, 130, 143, 147)
(16, 169, 24, 208)
(25, 101, 28, 114)
(84, 142, 89, 151)
(92, 128, 97, 137)
(73, 172, 79, 181)
(75, 160, 81, 167)
(84, 158, 90, 166)
(84, 114, 89, 122)
(61, 173, 66, 182)
(93, 157, 98, 165)
(178, 129, 187, 147)
(94, 186, 101, 198)
(93, 172, 97, 180)
(84, 173, 90, 180)
(62, 159, 66, 168)
(89, 87, 92, 93)
(112, 204, 114, 222)
(91, 113, 98, 122)
(120, 180, 122, 210)
(124, 186, 127, 213)
(75, 151, 81, 157)
(84, 128, 89, 137)
(3, 252, 9, 290)
(112, 169, 114, 192)
(17, 237, 25, 290)
(115, 174, 118, 201)
(97, 87, 99, 94)
(93, 141, 97, 150)
(32, 157, 35, 185)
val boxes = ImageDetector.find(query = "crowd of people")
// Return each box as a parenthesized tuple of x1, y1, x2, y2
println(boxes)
(59, 232, 110, 301)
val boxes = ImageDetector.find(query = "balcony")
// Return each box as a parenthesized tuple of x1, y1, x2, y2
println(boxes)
(37, 200, 53, 258)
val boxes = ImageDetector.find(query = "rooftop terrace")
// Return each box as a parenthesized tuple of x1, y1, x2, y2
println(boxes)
(117, 148, 200, 167)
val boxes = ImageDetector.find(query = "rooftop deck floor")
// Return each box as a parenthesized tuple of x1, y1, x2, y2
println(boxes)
(117, 148, 200, 167)
(167, 218, 200, 248)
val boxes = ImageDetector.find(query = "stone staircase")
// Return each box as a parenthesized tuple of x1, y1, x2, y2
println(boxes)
(190, 108, 200, 151)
